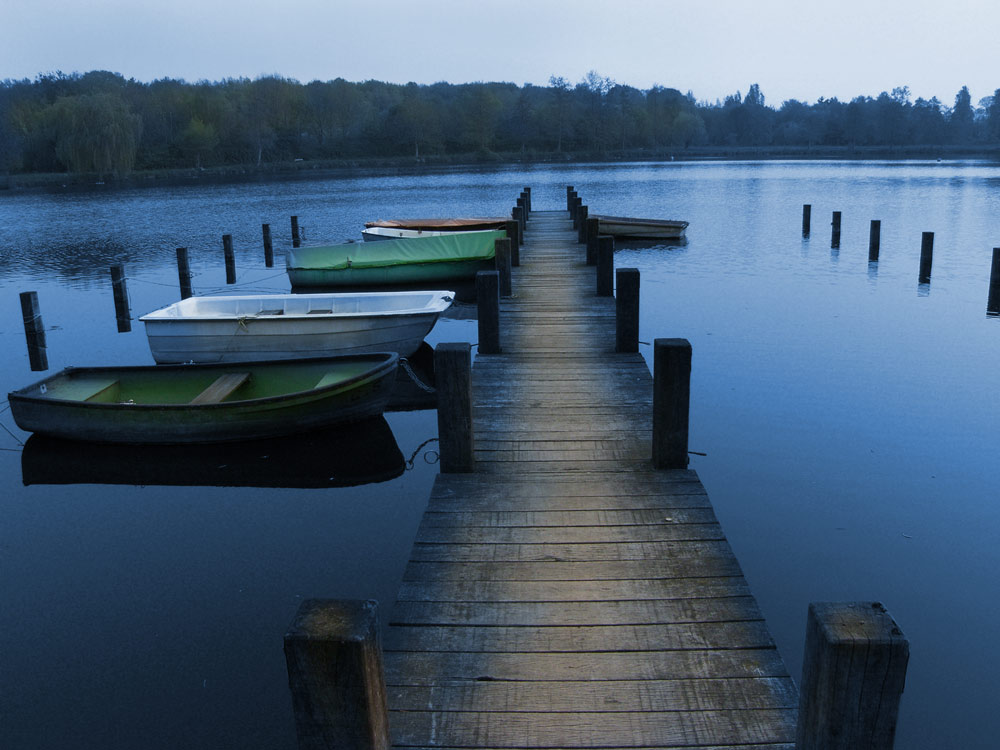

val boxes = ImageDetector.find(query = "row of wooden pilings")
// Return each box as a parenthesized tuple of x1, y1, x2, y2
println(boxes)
(283, 188, 910, 750)
(805, 203, 1000, 305)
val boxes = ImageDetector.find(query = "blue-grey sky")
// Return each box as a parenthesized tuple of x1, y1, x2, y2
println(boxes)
(3, 0, 996, 106)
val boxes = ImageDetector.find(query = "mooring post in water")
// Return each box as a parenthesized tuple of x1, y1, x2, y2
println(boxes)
(110, 264, 131, 333)
(796, 602, 909, 750)
(586, 217, 600, 266)
(176, 247, 193, 300)
(19, 290, 48, 371)
(616, 268, 640, 353)
(512, 205, 525, 238)
(597, 235, 614, 297)
(495, 238, 512, 298)
(652, 338, 691, 469)
(476, 271, 501, 355)
(577, 205, 589, 242)
(291, 215, 301, 248)
(283, 599, 390, 750)
(869, 220, 881, 262)
(988, 248, 1000, 316)
(831, 211, 841, 248)
(223, 234, 236, 284)
(262, 223, 274, 268)
(435, 342, 475, 472)
(802, 204, 812, 235)
(505, 219, 520, 267)
(919, 232, 934, 283)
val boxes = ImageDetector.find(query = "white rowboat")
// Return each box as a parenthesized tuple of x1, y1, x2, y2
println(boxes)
(140, 290, 453, 364)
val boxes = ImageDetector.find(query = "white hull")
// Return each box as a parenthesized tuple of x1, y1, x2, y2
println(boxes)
(361, 226, 500, 242)
(140, 291, 453, 364)
(593, 215, 688, 240)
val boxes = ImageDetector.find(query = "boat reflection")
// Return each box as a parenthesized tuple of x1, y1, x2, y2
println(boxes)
(20, 416, 404, 489)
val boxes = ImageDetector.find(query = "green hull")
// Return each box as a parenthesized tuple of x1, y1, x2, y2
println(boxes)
(8, 353, 398, 444)
(286, 230, 505, 288)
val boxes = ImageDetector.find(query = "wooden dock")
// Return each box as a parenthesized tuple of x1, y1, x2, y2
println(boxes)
(381, 210, 798, 748)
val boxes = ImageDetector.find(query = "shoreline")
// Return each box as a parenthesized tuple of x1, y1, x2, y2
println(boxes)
(3, 144, 999, 194)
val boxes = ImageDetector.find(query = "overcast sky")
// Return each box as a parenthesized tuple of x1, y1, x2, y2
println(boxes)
(3, 0, 996, 106)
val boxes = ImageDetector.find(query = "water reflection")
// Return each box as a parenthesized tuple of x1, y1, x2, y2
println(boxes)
(20, 416, 404, 489)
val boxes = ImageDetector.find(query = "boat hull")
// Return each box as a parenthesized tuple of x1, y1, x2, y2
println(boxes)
(593, 215, 689, 240)
(140, 291, 452, 363)
(8, 354, 398, 444)
(287, 259, 494, 287)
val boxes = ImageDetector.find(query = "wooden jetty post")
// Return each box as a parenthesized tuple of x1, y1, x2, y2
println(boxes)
(494, 238, 512, 297)
(476, 270, 501, 354)
(565, 185, 575, 209)
(435, 342, 475, 472)
(176, 247, 193, 300)
(577, 204, 589, 242)
(796, 602, 909, 750)
(283, 599, 390, 750)
(653, 338, 691, 469)
(586, 217, 600, 265)
(523, 186, 531, 212)
(831, 211, 841, 248)
(615, 268, 639, 353)
(571, 195, 582, 223)
(919, 232, 934, 283)
(802, 204, 812, 235)
(988, 248, 1000, 316)
(110, 264, 131, 333)
(869, 220, 881, 262)
(516, 195, 527, 222)
(512, 205, 525, 237)
(291, 215, 301, 248)
(505, 219, 520, 266)
(262, 223, 274, 267)
(19, 290, 48, 371)
(223, 234, 236, 284)
(596, 235, 614, 296)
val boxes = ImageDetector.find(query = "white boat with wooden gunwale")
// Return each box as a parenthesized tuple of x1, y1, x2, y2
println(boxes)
(361, 226, 498, 242)
(140, 290, 453, 364)
(592, 214, 689, 240)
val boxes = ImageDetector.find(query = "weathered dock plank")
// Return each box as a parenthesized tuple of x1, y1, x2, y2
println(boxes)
(384, 209, 795, 749)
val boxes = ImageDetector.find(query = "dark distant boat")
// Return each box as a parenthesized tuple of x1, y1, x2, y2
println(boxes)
(592, 214, 689, 240)
(20, 416, 405, 489)
(365, 217, 509, 232)
(286, 231, 505, 287)
(7, 353, 398, 444)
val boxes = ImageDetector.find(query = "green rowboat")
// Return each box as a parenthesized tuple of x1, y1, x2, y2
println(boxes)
(7, 353, 398, 444)
(286, 230, 505, 287)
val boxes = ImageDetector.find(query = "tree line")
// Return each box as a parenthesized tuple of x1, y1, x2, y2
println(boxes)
(1, 70, 998, 178)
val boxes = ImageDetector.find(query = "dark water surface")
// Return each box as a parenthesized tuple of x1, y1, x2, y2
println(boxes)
(1, 161, 997, 749)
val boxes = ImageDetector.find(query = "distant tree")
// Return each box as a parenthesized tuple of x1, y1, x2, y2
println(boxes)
(546, 75, 571, 151)
(988, 88, 1000, 141)
(950, 85, 974, 143)
(179, 116, 218, 167)
(47, 92, 141, 175)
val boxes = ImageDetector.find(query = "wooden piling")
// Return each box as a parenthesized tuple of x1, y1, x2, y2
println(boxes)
(988, 248, 1000, 315)
(505, 219, 520, 267)
(435, 342, 475, 472)
(19, 290, 48, 371)
(566, 186, 575, 209)
(476, 271, 501, 354)
(802, 204, 812, 235)
(796, 602, 908, 750)
(572, 196, 582, 224)
(516, 196, 527, 222)
(869, 220, 881, 262)
(586, 217, 600, 265)
(596, 235, 614, 297)
(652, 338, 691, 469)
(615, 268, 639, 353)
(494, 238, 512, 297)
(283, 599, 390, 750)
(919, 232, 934, 283)
(110, 264, 131, 333)
(577, 205, 589, 242)
(291, 215, 301, 248)
(512, 205, 525, 237)
(262, 223, 274, 267)
(176, 247, 193, 300)
(831, 211, 841, 248)
(223, 234, 236, 284)
(523, 186, 531, 212)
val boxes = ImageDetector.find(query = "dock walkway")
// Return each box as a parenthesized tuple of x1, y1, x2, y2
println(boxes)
(383, 210, 798, 749)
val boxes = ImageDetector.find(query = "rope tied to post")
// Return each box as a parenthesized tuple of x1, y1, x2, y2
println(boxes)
(398, 357, 435, 393)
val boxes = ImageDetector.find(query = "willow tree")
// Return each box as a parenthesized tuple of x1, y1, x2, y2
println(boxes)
(48, 92, 141, 176)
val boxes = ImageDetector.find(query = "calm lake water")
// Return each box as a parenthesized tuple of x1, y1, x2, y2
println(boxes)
(1, 161, 998, 749)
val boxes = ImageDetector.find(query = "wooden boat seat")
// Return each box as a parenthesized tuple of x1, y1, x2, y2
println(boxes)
(314, 371, 344, 389)
(190, 372, 250, 404)
(56, 376, 119, 402)
(307, 309, 332, 314)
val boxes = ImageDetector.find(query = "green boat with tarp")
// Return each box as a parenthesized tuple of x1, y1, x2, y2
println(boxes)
(285, 230, 506, 288)
(7, 353, 398, 444)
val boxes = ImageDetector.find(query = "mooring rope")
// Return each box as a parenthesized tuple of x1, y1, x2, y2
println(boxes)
(398, 357, 436, 393)
(406, 437, 439, 469)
